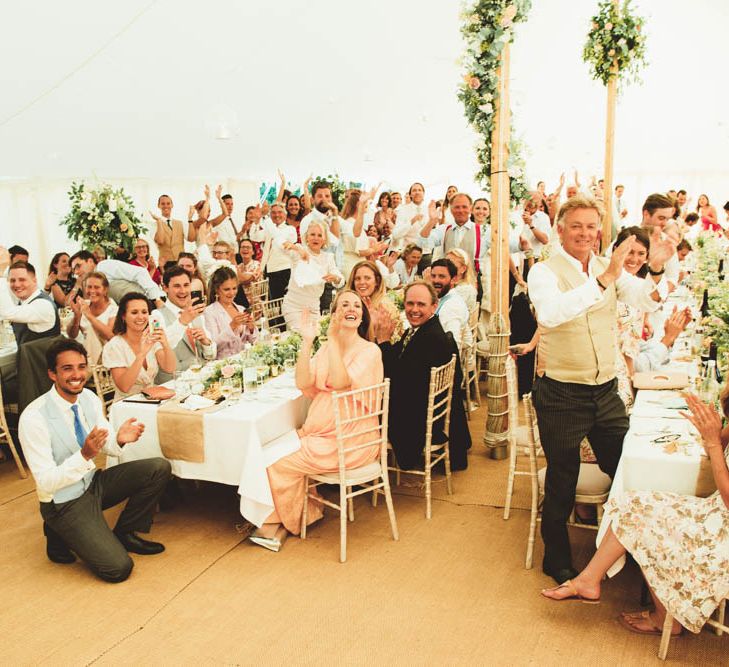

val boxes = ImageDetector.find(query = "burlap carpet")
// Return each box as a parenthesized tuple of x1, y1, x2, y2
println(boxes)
(1, 399, 726, 665)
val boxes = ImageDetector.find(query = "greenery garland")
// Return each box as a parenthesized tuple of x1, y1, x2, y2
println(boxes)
(259, 173, 362, 210)
(61, 181, 147, 254)
(583, 0, 647, 87)
(458, 1, 531, 205)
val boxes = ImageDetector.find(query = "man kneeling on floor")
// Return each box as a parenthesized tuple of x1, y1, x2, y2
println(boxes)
(19, 338, 171, 582)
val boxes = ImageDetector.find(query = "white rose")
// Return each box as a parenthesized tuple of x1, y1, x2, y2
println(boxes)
(478, 102, 494, 114)
(108, 198, 117, 212)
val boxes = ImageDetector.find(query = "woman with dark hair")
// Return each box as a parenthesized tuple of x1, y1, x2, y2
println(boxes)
(440, 184, 458, 224)
(203, 266, 257, 359)
(697, 194, 720, 232)
(44, 252, 74, 306)
(260, 289, 384, 537)
(286, 195, 305, 244)
(373, 191, 395, 234)
(102, 292, 175, 399)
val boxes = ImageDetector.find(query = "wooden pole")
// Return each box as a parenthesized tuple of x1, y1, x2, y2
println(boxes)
(601, 0, 620, 252)
(485, 40, 511, 461)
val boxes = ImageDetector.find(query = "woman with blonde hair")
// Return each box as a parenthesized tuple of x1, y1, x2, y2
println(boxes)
(445, 248, 478, 312)
(345, 260, 400, 338)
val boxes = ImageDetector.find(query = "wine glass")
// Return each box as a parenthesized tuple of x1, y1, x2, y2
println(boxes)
(219, 378, 235, 403)
(243, 364, 258, 399)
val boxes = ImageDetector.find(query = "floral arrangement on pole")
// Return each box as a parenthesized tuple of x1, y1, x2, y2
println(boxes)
(458, 1, 531, 205)
(61, 181, 147, 254)
(583, 0, 647, 87)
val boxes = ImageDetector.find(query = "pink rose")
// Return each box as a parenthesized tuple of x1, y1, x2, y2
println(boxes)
(604, 22, 613, 30)
(221, 364, 235, 378)
(500, 4, 517, 27)
(469, 77, 481, 90)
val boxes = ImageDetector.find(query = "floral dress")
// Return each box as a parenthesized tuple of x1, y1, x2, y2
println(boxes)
(604, 447, 729, 633)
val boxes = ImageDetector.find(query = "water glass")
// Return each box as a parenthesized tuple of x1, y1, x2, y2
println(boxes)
(174, 371, 191, 398)
(283, 357, 296, 376)
(243, 365, 258, 399)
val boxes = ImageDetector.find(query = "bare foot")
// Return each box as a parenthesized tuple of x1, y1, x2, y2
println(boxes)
(621, 610, 682, 635)
(541, 578, 600, 602)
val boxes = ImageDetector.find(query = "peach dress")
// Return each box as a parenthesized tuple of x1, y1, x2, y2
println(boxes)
(266, 339, 384, 534)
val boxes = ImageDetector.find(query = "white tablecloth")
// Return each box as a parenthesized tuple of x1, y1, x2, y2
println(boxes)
(108, 374, 307, 526)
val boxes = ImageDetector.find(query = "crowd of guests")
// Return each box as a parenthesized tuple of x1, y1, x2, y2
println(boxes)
(2, 176, 729, 644)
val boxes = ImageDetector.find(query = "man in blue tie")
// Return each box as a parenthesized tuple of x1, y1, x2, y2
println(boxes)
(19, 339, 171, 582)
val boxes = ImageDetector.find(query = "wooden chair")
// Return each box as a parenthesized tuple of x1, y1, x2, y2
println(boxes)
(385, 355, 457, 519)
(260, 297, 286, 334)
(659, 598, 727, 660)
(461, 307, 481, 416)
(247, 278, 269, 306)
(0, 380, 27, 478)
(521, 392, 611, 569)
(301, 380, 398, 562)
(91, 364, 116, 418)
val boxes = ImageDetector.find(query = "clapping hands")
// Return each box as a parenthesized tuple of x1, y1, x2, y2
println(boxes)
(681, 392, 723, 453)
(299, 310, 318, 344)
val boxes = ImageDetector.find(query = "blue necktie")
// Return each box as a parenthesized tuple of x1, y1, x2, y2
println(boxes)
(71, 404, 87, 448)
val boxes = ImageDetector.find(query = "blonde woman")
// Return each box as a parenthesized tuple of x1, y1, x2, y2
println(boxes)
(445, 248, 478, 312)
(345, 260, 400, 340)
(282, 221, 344, 331)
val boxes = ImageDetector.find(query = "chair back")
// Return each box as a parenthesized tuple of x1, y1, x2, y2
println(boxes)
(522, 392, 543, 458)
(261, 297, 286, 333)
(248, 278, 269, 305)
(332, 380, 390, 481)
(91, 364, 116, 418)
(425, 355, 457, 450)
(506, 355, 520, 448)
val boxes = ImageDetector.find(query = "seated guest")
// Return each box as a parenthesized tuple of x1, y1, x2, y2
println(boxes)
(393, 243, 422, 287)
(44, 252, 75, 307)
(281, 221, 344, 331)
(177, 252, 207, 299)
(102, 292, 176, 400)
(19, 338, 170, 582)
(428, 259, 471, 352)
(67, 272, 117, 366)
(375, 281, 470, 471)
(203, 267, 257, 359)
(69, 250, 164, 307)
(0, 249, 60, 345)
(445, 248, 478, 312)
(153, 266, 216, 381)
(129, 238, 162, 285)
(543, 391, 729, 639)
(262, 290, 383, 536)
(346, 260, 400, 338)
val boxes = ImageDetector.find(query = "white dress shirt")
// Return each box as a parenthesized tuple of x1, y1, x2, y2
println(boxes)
(250, 217, 297, 273)
(528, 245, 666, 329)
(436, 289, 471, 351)
(214, 215, 239, 247)
(392, 202, 428, 249)
(518, 210, 552, 258)
(419, 219, 496, 268)
(0, 283, 56, 332)
(151, 301, 216, 359)
(97, 259, 164, 301)
(19, 387, 123, 502)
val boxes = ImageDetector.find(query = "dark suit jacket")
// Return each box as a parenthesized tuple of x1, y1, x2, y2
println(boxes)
(380, 315, 470, 471)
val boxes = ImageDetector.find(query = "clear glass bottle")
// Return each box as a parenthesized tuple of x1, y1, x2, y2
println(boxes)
(700, 360, 720, 407)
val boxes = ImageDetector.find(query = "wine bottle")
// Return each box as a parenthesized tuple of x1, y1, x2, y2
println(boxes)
(700, 289, 710, 318)
(709, 342, 722, 382)
(719, 259, 725, 280)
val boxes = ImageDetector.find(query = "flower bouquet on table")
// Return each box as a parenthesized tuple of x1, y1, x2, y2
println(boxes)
(61, 181, 147, 254)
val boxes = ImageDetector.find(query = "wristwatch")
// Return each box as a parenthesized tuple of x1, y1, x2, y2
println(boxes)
(647, 265, 665, 276)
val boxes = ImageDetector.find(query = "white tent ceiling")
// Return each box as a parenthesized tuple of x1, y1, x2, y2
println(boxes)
(2, 0, 728, 263)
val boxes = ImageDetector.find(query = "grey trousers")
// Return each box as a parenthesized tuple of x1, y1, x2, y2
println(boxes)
(40, 458, 171, 582)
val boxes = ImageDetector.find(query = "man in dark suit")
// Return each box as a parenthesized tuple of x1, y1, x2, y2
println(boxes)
(375, 281, 470, 471)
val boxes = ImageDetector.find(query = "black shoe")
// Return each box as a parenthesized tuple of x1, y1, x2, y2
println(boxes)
(114, 531, 165, 555)
(543, 565, 578, 585)
(44, 524, 76, 564)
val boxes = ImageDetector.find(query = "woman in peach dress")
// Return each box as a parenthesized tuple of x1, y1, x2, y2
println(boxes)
(264, 289, 384, 536)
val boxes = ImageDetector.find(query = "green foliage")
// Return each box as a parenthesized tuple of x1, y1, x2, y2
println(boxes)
(458, 0, 531, 204)
(583, 0, 647, 88)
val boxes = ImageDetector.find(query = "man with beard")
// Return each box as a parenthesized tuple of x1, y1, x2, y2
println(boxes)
(427, 259, 470, 352)
(19, 338, 170, 582)
(375, 281, 470, 472)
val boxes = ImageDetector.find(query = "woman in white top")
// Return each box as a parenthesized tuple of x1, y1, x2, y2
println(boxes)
(67, 271, 118, 365)
(393, 243, 423, 287)
(102, 292, 176, 400)
(341, 190, 389, 279)
(445, 248, 478, 312)
(281, 221, 344, 331)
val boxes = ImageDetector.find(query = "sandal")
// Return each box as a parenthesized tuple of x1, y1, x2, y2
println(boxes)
(541, 579, 600, 604)
(618, 610, 683, 636)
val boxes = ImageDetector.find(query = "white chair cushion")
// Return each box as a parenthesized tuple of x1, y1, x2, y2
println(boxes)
(310, 462, 383, 486)
(537, 463, 611, 496)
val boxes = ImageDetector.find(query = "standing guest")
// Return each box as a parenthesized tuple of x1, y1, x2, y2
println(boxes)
(613, 185, 628, 229)
(151, 194, 185, 267)
(392, 183, 429, 262)
(440, 184, 459, 225)
(0, 251, 59, 346)
(236, 239, 263, 301)
(261, 291, 383, 536)
(281, 222, 344, 331)
(251, 203, 297, 301)
(542, 392, 729, 640)
(375, 281, 470, 471)
(44, 252, 75, 307)
(8, 245, 29, 263)
(203, 267, 257, 359)
(153, 266, 216, 381)
(285, 195, 305, 244)
(676, 189, 690, 219)
(373, 191, 395, 234)
(697, 193, 720, 232)
(209, 186, 239, 249)
(527, 195, 675, 585)
(186, 191, 211, 245)
(236, 205, 263, 260)
(102, 293, 176, 400)
(177, 252, 207, 299)
(390, 191, 403, 211)
(518, 193, 552, 259)
(393, 243, 422, 287)
(341, 189, 389, 279)
(19, 338, 170, 582)
(428, 259, 471, 352)
(67, 272, 117, 366)
(445, 248, 478, 312)
(130, 239, 161, 285)
(639, 193, 681, 291)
